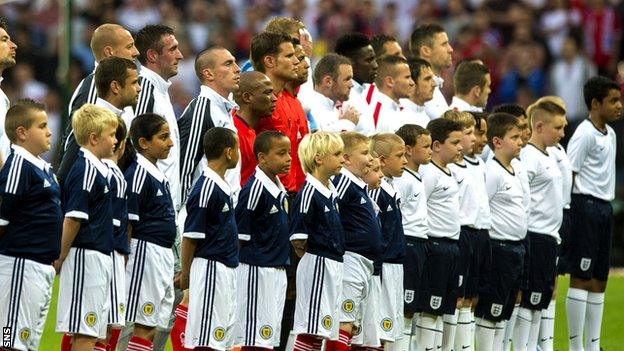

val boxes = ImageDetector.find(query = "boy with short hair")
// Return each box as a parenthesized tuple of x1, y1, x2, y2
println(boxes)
(234, 131, 292, 350)
(566, 76, 621, 351)
(55, 104, 118, 351)
(394, 124, 432, 349)
(180, 127, 240, 350)
(331, 132, 383, 351)
(474, 113, 528, 351)
(368, 133, 407, 349)
(416, 119, 463, 351)
(0, 99, 62, 351)
(290, 131, 345, 351)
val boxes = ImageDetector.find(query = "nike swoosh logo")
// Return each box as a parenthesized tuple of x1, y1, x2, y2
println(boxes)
(540, 338, 549, 342)
(425, 348, 433, 351)
(570, 335, 579, 340)
(458, 179, 464, 184)
(505, 186, 511, 190)
(591, 337, 600, 342)
(462, 346, 470, 349)
(442, 186, 449, 191)
(600, 147, 605, 151)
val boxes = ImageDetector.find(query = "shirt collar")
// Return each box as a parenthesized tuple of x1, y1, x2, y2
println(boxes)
(399, 98, 425, 113)
(139, 66, 172, 93)
(340, 167, 367, 189)
(433, 75, 444, 88)
(380, 177, 397, 197)
(80, 147, 110, 177)
(254, 166, 286, 198)
(306, 173, 335, 198)
(11, 145, 48, 171)
(451, 96, 483, 112)
(203, 164, 232, 195)
(101, 158, 122, 173)
(200, 85, 238, 113)
(351, 79, 365, 95)
(376, 90, 400, 111)
(136, 153, 167, 182)
(312, 90, 337, 110)
(95, 97, 124, 116)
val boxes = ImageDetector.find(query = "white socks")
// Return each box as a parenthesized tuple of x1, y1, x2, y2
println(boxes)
(502, 304, 518, 351)
(584, 292, 605, 351)
(475, 317, 496, 351)
(527, 309, 542, 351)
(493, 320, 507, 350)
(435, 317, 443, 350)
(513, 307, 532, 351)
(442, 311, 458, 351)
(454, 307, 473, 351)
(416, 314, 439, 351)
(539, 300, 556, 351)
(566, 287, 588, 351)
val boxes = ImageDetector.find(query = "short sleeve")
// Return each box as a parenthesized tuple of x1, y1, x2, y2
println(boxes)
(289, 190, 311, 241)
(422, 169, 437, 200)
(235, 182, 261, 241)
(183, 180, 217, 239)
(393, 178, 411, 210)
(567, 128, 592, 173)
(485, 166, 501, 201)
(0, 159, 26, 225)
(63, 168, 90, 220)
(125, 168, 147, 222)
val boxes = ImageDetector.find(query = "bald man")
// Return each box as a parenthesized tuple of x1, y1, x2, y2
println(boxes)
(57, 23, 139, 183)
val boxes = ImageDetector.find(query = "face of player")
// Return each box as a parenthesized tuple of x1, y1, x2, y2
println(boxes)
(262, 136, 292, 176)
(413, 66, 436, 103)
(383, 143, 407, 177)
(156, 34, 183, 80)
(274, 42, 299, 81)
(23, 110, 51, 156)
(411, 134, 432, 165)
(112, 29, 139, 61)
(392, 63, 415, 100)
(142, 122, 173, 161)
(362, 157, 383, 189)
(476, 73, 491, 108)
(319, 148, 345, 177)
(540, 115, 567, 147)
(597, 89, 623, 123)
(212, 49, 241, 93)
(250, 75, 278, 117)
(383, 41, 405, 59)
(294, 44, 310, 85)
(0, 27, 17, 70)
(516, 116, 531, 147)
(474, 119, 488, 155)
(498, 126, 523, 159)
(438, 130, 463, 164)
(93, 124, 118, 159)
(459, 126, 476, 158)
(353, 45, 378, 84)
(119, 68, 141, 108)
(332, 64, 354, 102)
(345, 141, 373, 178)
(429, 32, 453, 71)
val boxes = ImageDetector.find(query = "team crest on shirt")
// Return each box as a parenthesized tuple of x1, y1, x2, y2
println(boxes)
(119, 302, 125, 315)
(142, 302, 155, 316)
(530, 292, 542, 306)
(381, 318, 393, 331)
(321, 315, 333, 330)
(19, 328, 30, 342)
(260, 325, 273, 339)
(404, 290, 415, 304)
(282, 198, 289, 214)
(580, 258, 592, 271)
(342, 299, 355, 313)
(430, 295, 442, 310)
(490, 303, 503, 317)
(85, 312, 98, 327)
(213, 327, 226, 341)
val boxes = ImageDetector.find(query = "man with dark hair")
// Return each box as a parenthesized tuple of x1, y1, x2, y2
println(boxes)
(400, 58, 436, 127)
(335, 33, 379, 135)
(0, 17, 17, 166)
(410, 24, 454, 119)
(308, 53, 359, 132)
(93, 57, 140, 125)
(58, 23, 138, 182)
(371, 55, 414, 132)
(371, 33, 405, 59)
(450, 62, 491, 112)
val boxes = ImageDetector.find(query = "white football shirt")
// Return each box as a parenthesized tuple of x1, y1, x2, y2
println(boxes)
(420, 162, 460, 240)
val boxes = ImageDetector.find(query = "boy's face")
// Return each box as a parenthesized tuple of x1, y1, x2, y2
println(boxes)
(413, 134, 432, 165)
(474, 119, 488, 155)
(382, 142, 407, 177)
(436, 130, 463, 164)
(597, 89, 622, 123)
(363, 157, 383, 189)
(23, 110, 51, 156)
(459, 126, 476, 158)
(93, 123, 118, 158)
(260, 136, 291, 175)
(344, 141, 372, 178)
(516, 116, 530, 147)
(539, 115, 567, 147)
(496, 126, 523, 159)
(319, 148, 344, 176)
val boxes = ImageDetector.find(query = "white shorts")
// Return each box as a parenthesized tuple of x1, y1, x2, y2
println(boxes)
(352, 274, 381, 347)
(185, 258, 237, 350)
(293, 253, 343, 340)
(0, 254, 55, 351)
(338, 251, 374, 323)
(125, 239, 175, 329)
(108, 251, 126, 326)
(56, 248, 112, 339)
(234, 264, 287, 348)
(378, 263, 404, 341)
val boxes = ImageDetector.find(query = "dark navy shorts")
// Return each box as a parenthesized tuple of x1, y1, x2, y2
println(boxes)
(403, 236, 428, 314)
(463, 227, 491, 299)
(417, 237, 459, 316)
(520, 232, 558, 310)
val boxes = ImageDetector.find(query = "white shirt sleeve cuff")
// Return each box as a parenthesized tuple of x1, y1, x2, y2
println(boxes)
(65, 211, 88, 220)
(128, 214, 139, 221)
(238, 234, 251, 241)
(0, 218, 8, 226)
(183, 231, 205, 239)
(289, 233, 308, 241)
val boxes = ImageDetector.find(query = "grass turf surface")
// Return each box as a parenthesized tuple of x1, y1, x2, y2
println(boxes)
(38, 275, 624, 350)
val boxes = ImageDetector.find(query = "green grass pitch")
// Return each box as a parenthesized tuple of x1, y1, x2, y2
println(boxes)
(36, 275, 624, 350)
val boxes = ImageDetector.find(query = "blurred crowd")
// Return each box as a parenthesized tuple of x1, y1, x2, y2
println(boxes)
(0, 0, 624, 164)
